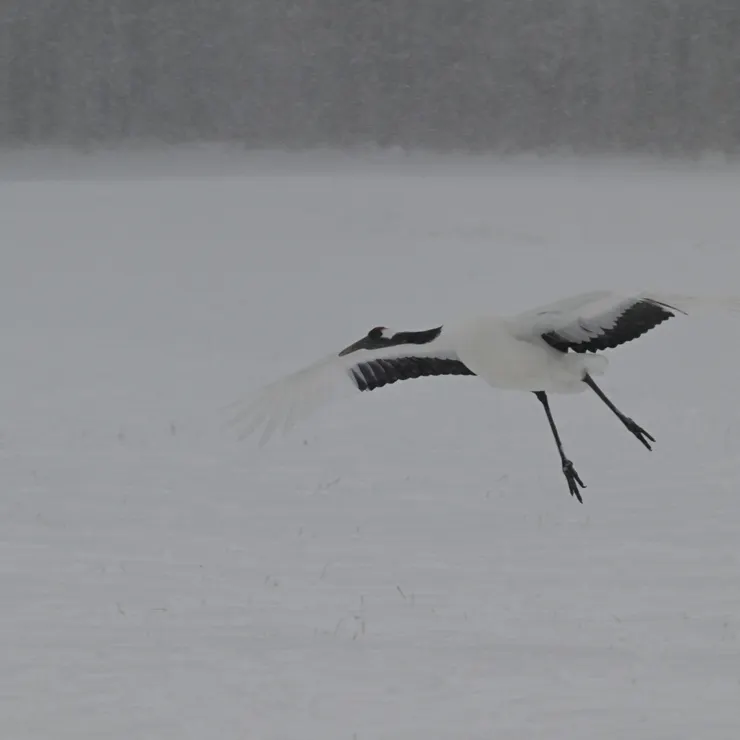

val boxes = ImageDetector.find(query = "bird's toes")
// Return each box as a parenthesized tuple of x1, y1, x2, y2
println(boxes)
(642, 428, 656, 443)
(562, 460, 584, 484)
(561, 460, 586, 502)
(624, 418, 655, 450)
(568, 480, 584, 503)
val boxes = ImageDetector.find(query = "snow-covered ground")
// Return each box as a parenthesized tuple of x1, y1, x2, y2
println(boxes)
(1, 148, 739, 739)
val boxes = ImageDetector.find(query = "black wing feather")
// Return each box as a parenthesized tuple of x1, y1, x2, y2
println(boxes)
(350, 356, 476, 392)
(541, 299, 676, 354)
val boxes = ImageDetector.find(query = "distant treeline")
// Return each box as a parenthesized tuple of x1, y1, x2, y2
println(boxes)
(2, 0, 739, 153)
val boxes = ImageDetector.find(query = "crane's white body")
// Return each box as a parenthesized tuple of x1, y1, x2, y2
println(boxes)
(230, 290, 740, 447)
(447, 315, 607, 393)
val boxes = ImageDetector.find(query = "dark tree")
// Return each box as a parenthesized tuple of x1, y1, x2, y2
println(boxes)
(1, 0, 739, 154)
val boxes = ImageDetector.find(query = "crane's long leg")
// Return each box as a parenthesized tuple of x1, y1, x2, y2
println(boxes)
(534, 391, 585, 503)
(582, 374, 655, 451)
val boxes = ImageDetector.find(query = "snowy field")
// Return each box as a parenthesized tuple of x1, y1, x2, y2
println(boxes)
(1, 148, 740, 739)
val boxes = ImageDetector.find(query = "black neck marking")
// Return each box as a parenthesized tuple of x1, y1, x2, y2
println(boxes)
(387, 326, 443, 347)
(339, 326, 444, 358)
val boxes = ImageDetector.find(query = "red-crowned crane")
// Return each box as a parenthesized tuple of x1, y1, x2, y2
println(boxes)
(230, 291, 740, 502)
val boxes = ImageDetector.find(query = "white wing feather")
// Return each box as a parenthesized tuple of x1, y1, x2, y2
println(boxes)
(510, 290, 740, 342)
(228, 337, 459, 446)
(227, 353, 355, 446)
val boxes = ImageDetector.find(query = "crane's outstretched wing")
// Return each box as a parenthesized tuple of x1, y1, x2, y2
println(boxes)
(510, 291, 740, 353)
(228, 329, 474, 446)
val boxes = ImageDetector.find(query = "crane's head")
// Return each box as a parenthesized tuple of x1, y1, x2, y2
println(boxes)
(338, 325, 442, 356)
(338, 326, 393, 356)
(367, 326, 392, 341)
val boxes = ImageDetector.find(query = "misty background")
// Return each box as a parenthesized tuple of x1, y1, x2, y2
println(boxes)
(1, 1, 739, 154)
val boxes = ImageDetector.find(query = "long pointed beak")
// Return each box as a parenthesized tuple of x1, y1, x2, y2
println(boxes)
(338, 337, 371, 357)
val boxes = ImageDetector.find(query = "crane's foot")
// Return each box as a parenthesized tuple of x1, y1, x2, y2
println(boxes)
(620, 416, 655, 451)
(562, 459, 586, 503)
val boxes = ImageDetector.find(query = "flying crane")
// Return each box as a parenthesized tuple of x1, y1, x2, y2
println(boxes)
(231, 291, 740, 502)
